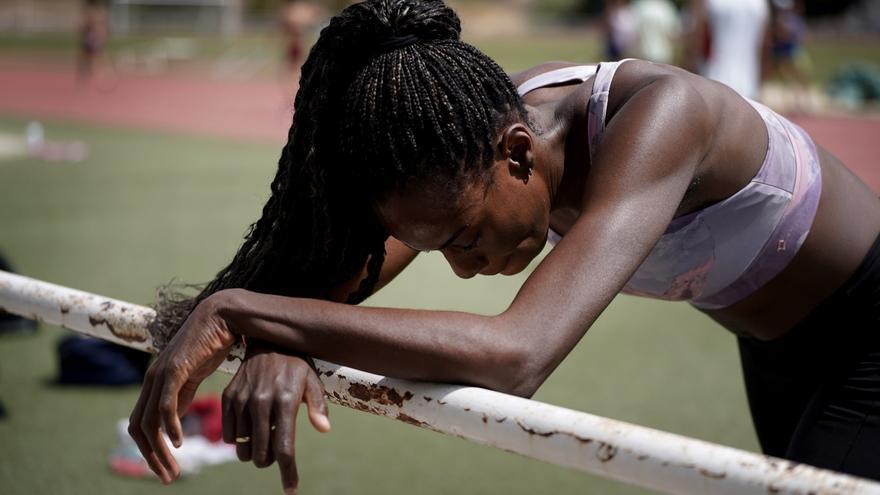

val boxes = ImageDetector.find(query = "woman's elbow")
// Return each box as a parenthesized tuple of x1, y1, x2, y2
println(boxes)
(476, 319, 545, 399)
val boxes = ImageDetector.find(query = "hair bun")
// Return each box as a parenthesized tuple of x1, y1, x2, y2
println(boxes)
(337, 0, 461, 53)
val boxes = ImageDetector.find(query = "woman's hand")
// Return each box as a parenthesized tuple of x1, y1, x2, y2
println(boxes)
(223, 343, 331, 495)
(128, 295, 237, 484)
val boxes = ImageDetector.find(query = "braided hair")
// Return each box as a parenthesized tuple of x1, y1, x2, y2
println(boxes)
(151, 0, 530, 344)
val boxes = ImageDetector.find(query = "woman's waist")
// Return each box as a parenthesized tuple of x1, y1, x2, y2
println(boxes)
(702, 228, 880, 341)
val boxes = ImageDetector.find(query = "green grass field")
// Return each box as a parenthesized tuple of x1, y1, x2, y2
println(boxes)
(0, 115, 755, 495)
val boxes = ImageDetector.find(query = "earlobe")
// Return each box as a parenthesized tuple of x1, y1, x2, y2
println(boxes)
(499, 124, 535, 184)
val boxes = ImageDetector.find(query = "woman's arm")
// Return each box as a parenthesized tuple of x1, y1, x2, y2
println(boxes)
(210, 70, 713, 397)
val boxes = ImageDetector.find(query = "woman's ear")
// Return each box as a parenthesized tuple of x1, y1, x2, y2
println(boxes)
(498, 123, 535, 183)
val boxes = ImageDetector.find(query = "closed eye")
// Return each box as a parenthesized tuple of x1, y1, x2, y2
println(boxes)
(458, 232, 480, 252)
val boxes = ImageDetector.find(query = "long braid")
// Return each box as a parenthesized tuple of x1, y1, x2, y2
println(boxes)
(151, 0, 529, 346)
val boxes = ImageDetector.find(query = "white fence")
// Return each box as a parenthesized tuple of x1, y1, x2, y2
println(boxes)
(2, 269, 879, 495)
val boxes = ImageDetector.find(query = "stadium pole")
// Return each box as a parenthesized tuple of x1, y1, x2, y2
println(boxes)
(2, 269, 879, 495)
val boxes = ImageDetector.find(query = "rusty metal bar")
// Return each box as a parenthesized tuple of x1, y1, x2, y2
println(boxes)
(2, 269, 879, 495)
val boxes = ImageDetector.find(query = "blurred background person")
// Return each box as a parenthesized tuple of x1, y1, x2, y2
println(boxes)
(77, 0, 111, 85)
(769, 0, 812, 111)
(630, 0, 681, 64)
(689, 0, 770, 100)
(602, 0, 637, 60)
(279, 0, 325, 96)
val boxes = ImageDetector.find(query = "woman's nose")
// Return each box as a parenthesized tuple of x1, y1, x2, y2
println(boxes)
(442, 250, 487, 279)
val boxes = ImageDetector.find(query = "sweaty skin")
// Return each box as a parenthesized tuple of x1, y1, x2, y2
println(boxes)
(511, 60, 880, 339)
(129, 60, 880, 485)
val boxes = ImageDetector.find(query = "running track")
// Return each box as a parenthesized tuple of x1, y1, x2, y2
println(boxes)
(1, 67, 877, 192)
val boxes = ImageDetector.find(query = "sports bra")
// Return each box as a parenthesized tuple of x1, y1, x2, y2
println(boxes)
(517, 59, 822, 309)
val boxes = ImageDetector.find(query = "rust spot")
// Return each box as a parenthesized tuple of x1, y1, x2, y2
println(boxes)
(88, 315, 114, 332)
(516, 420, 555, 438)
(768, 485, 781, 494)
(337, 374, 346, 380)
(89, 315, 147, 343)
(423, 396, 432, 402)
(698, 469, 726, 480)
(59, 304, 70, 315)
(636, 454, 649, 461)
(596, 443, 618, 462)
(396, 413, 426, 427)
(322, 370, 334, 377)
(569, 433, 593, 444)
(437, 400, 447, 405)
(495, 417, 507, 423)
(347, 383, 414, 407)
(481, 414, 488, 424)
(464, 407, 470, 412)
(100, 301, 114, 310)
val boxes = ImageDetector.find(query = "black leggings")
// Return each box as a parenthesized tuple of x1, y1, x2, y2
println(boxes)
(738, 233, 880, 480)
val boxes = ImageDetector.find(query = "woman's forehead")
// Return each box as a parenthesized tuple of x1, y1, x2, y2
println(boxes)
(376, 183, 483, 248)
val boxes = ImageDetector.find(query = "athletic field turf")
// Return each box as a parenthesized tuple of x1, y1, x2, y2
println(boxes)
(1, 34, 877, 494)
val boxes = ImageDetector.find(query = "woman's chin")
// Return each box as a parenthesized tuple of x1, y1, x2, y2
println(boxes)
(500, 253, 531, 276)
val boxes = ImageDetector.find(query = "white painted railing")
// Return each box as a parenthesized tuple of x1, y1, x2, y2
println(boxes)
(2, 269, 879, 495)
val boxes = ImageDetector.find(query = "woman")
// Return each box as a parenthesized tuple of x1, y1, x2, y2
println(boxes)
(128, 0, 880, 492)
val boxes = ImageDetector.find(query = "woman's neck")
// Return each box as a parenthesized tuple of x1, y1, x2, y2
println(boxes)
(529, 87, 592, 212)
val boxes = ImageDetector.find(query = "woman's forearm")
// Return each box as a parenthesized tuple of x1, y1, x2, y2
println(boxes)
(213, 288, 527, 393)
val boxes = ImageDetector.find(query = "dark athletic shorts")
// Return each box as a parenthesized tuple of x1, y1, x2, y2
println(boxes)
(738, 232, 880, 480)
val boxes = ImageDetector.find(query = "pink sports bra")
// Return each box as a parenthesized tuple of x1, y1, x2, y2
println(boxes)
(518, 60, 822, 309)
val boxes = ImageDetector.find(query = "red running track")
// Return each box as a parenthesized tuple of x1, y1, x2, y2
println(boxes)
(0, 67, 877, 192)
(0, 67, 292, 145)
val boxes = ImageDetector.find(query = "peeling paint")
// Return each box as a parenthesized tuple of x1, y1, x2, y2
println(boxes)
(516, 420, 555, 438)
(88, 314, 147, 343)
(698, 469, 726, 480)
(347, 382, 414, 408)
(396, 413, 427, 427)
(596, 443, 618, 462)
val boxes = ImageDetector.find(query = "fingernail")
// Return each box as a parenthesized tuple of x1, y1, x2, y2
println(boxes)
(319, 415, 331, 431)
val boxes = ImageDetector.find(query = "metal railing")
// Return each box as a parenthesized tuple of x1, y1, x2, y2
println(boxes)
(2, 269, 878, 495)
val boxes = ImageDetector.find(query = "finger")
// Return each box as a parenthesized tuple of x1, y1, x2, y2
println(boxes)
(250, 393, 273, 468)
(158, 369, 188, 448)
(234, 399, 253, 462)
(273, 393, 300, 495)
(222, 386, 237, 444)
(143, 373, 181, 482)
(304, 372, 331, 433)
(129, 372, 171, 482)
(177, 380, 199, 417)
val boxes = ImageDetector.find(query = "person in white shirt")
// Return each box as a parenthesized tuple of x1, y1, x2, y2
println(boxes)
(631, 0, 681, 64)
(690, 0, 770, 99)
